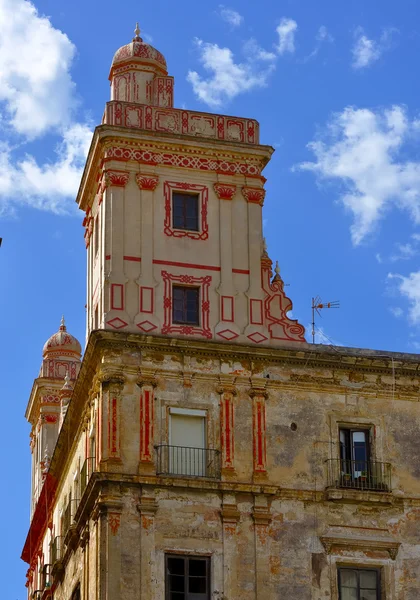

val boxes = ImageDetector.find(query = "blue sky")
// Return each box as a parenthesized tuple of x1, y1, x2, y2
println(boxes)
(2, 0, 420, 595)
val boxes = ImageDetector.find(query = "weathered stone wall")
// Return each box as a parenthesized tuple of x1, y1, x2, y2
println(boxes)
(34, 337, 420, 599)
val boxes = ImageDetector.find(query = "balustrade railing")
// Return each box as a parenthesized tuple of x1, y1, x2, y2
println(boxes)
(51, 535, 63, 565)
(156, 445, 221, 479)
(326, 459, 391, 492)
(80, 456, 96, 498)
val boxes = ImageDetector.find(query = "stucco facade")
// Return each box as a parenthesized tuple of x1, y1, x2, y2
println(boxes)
(22, 25, 420, 600)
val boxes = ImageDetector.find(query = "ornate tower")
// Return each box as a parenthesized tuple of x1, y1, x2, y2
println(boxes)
(25, 318, 81, 516)
(79, 23, 305, 346)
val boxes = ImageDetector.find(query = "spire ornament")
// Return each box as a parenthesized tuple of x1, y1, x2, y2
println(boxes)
(60, 315, 66, 331)
(273, 260, 281, 281)
(133, 22, 142, 42)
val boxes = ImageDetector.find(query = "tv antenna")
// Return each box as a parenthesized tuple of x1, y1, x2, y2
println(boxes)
(311, 296, 340, 344)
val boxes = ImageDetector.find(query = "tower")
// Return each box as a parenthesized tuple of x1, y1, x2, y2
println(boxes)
(80, 23, 305, 346)
(22, 24, 420, 600)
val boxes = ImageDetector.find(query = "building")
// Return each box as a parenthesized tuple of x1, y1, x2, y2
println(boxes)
(22, 24, 420, 600)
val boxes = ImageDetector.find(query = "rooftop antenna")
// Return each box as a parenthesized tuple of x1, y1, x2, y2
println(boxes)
(311, 296, 340, 344)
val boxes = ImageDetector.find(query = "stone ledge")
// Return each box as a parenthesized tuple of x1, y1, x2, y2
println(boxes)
(325, 487, 394, 505)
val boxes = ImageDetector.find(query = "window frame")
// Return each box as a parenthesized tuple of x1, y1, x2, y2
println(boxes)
(172, 285, 200, 326)
(338, 567, 381, 600)
(172, 191, 200, 232)
(165, 553, 211, 600)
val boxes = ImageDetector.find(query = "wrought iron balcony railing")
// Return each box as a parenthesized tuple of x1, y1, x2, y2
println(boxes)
(156, 445, 221, 479)
(62, 498, 80, 539)
(326, 459, 391, 492)
(41, 564, 51, 591)
(50, 535, 63, 565)
(80, 456, 96, 498)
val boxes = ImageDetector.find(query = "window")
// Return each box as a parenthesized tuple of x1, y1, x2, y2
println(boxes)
(172, 192, 199, 231)
(173, 286, 199, 325)
(338, 568, 380, 600)
(340, 428, 370, 479)
(169, 410, 206, 476)
(166, 555, 210, 600)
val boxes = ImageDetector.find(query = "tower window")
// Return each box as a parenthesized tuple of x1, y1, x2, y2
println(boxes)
(338, 567, 380, 599)
(172, 286, 199, 325)
(165, 554, 210, 599)
(172, 192, 199, 231)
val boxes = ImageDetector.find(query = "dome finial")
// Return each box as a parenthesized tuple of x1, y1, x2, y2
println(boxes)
(133, 22, 142, 41)
(60, 315, 66, 331)
(275, 260, 280, 276)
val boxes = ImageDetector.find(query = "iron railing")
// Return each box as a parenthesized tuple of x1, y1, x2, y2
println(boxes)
(41, 564, 51, 590)
(51, 536, 63, 565)
(31, 591, 42, 600)
(156, 445, 221, 479)
(80, 456, 96, 498)
(326, 459, 391, 492)
(62, 498, 80, 538)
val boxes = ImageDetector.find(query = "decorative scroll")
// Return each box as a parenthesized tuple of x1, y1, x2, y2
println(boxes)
(261, 255, 306, 343)
(108, 512, 121, 535)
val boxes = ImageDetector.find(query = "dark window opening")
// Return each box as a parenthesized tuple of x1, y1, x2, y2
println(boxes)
(338, 567, 380, 600)
(71, 583, 81, 600)
(173, 286, 199, 326)
(340, 428, 370, 479)
(166, 555, 210, 600)
(172, 192, 199, 231)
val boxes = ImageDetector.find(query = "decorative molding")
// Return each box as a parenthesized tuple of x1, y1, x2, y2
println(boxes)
(250, 388, 268, 472)
(221, 503, 240, 523)
(161, 270, 212, 339)
(163, 181, 209, 240)
(139, 388, 154, 462)
(242, 186, 266, 206)
(252, 507, 272, 525)
(135, 173, 159, 191)
(214, 183, 237, 200)
(104, 101, 259, 145)
(103, 169, 130, 188)
(137, 497, 159, 515)
(320, 535, 400, 560)
(219, 388, 236, 470)
(104, 145, 264, 177)
(98, 369, 125, 389)
(108, 513, 121, 536)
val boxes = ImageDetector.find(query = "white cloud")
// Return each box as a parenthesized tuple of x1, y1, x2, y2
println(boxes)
(297, 105, 420, 245)
(187, 38, 275, 107)
(0, 0, 77, 138)
(352, 27, 397, 70)
(218, 5, 243, 27)
(390, 241, 418, 262)
(388, 271, 420, 324)
(317, 25, 334, 43)
(276, 18, 298, 55)
(0, 0, 92, 215)
(243, 38, 276, 62)
(375, 253, 383, 264)
(0, 123, 92, 214)
(389, 306, 403, 318)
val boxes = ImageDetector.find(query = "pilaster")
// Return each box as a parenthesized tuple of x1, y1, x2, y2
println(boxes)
(221, 493, 240, 599)
(217, 377, 237, 473)
(93, 498, 123, 600)
(137, 372, 158, 474)
(137, 489, 159, 600)
(249, 382, 268, 475)
(98, 370, 125, 468)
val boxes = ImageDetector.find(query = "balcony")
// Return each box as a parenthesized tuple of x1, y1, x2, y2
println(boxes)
(32, 591, 43, 600)
(156, 445, 221, 479)
(62, 498, 80, 548)
(80, 456, 96, 498)
(326, 459, 392, 500)
(40, 564, 51, 592)
(50, 536, 64, 580)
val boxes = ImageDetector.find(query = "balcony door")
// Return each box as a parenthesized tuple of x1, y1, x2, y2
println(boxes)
(340, 428, 370, 479)
(170, 410, 206, 476)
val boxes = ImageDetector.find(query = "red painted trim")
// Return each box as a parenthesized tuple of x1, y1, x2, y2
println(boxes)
(123, 255, 142, 262)
(221, 296, 234, 322)
(140, 287, 154, 313)
(163, 181, 209, 240)
(232, 268, 249, 275)
(161, 270, 212, 339)
(111, 283, 124, 310)
(250, 299, 264, 325)
(140, 389, 154, 461)
(110, 397, 118, 456)
(154, 259, 220, 271)
(105, 255, 111, 260)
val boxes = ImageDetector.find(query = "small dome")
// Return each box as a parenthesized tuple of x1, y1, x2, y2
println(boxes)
(110, 23, 167, 76)
(43, 317, 82, 358)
